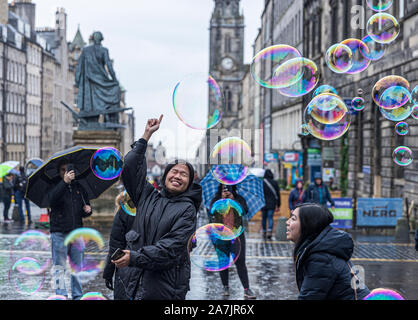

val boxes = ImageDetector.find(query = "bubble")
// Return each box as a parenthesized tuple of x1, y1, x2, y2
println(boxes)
(411, 105, 418, 120)
(187, 224, 241, 272)
(395, 122, 409, 136)
(173, 73, 223, 130)
(251, 45, 302, 89)
(209, 137, 253, 185)
(366, 0, 393, 12)
(340, 39, 371, 74)
(313, 85, 338, 98)
(367, 13, 400, 44)
(325, 43, 353, 73)
(412, 86, 417, 105)
(80, 292, 107, 300)
(278, 58, 320, 97)
(210, 199, 244, 240)
(8, 258, 45, 295)
(120, 190, 136, 217)
(363, 288, 405, 300)
(360, 35, 386, 61)
(352, 97, 366, 111)
(47, 295, 67, 300)
(304, 93, 351, 141)
(372, 76, 410, 105)
(392, 146, 413, 166)
(379, 102, 413, 122)
(63, 228, 105, 282)
(10, 230, 51, 274)
(91, 147, 123, 181)
(301, 123, 311, 136)
(379, 86, 412, 110)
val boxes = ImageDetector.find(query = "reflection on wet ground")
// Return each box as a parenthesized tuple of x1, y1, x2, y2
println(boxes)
(0, 204, 416, 300)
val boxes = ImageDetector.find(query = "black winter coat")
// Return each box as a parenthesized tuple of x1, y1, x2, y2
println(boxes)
(103, 208, 135, 300)
(302, 183, 335, 207)
(263, 178, 281, 210)
(295, 225, 370, 300)
(48, 180, 92, 233)
(121, 138, 202, 300)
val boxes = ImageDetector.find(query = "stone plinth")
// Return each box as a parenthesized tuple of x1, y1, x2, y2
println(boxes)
(73, 129, 122, 227)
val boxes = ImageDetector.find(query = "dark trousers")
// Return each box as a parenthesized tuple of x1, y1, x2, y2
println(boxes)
(3, 195, 11, 220)
(219, 232, 249, 289)
(15, 190, 31, 222)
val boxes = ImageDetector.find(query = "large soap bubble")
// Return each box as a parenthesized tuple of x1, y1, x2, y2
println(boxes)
(378, 86, 412, 110)
(210, 199, 244, 240)
(392, 146, 413, 167)
(313, 85, 338, 98)
(325, 43, 353, 74)
(91, 147, 123, 180)
(372, 76, 410, 105)
(367, 13, 400, 44)
(366, 0, 393, 12)
(360, 35, 386, 61)
(340, 39, 371, 74)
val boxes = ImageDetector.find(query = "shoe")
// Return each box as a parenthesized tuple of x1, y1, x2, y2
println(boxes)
(4, 219, 12, 223)
(262, 231, 267, 240)
(222, 286, 230, 297)
(244, 288, 257, 300)
(267, 231, 272, 240)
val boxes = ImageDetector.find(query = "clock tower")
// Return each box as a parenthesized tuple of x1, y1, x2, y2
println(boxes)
(209, 0, 245, 129)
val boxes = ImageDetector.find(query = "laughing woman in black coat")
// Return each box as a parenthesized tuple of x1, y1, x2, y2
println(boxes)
(286, 203, 370, 300)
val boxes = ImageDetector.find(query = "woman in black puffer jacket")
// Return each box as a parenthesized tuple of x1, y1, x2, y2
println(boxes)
(286, 203, 370, 300)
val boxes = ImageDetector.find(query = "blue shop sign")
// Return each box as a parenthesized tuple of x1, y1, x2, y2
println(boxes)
(356, 198, 403, 227)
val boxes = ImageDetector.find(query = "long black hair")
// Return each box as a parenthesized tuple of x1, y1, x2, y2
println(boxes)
(292, 203, 334, 261)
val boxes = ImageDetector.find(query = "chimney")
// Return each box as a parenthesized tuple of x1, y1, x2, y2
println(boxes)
(12, 0, 36, 30)
(0, 0, 8, 25)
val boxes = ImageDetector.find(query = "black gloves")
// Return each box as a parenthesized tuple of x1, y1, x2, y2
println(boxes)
(105, 278, 114, 291)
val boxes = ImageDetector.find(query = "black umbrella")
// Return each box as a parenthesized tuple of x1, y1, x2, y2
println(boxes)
(25, 146, 121, 208)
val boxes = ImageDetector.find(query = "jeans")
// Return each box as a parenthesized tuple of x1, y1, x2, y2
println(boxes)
(14, 190, 31, 222)
(262, 209, 275, 232)
(2, 196, 11, 220)
(51, 232, 83, 300)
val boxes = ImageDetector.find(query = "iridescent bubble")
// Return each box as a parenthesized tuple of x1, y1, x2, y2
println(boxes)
(360, 35, 386, 61)
(251, 45, 302, 89)
(8, 258, 45, 295)
(209, 137, 253, 185)
(379, 86, 412, 110)
(363, 288, 405, 300)
(270, 55, 305, 89)
(366, 0, 393, 12)
(187, 223, 241, 272)
(395, 122, 409, 136)
(372, 76, 410, 105)
(63, 228, 105, 282)
(411, 105, 418, 120)
(304, 93, 351, 141)
(352, 97, 366, 111)
(301, 123, 311, 136)
(278, 58, 320, 97)
(47, 295, 67, 300)
(313, 85, 338, 98)
(340, 39, 371, 74)
(379, 102, 413, 122)
(367, 13, 400, 44)
(325, 43, 353, 73)
(80, 292, 107, 300)
(120, 190, 136, 217)
(10, 230, 51, 274)
(412, 86, 418, 105)
(173, 73, 223, 130)
(392, 146, 413, 166)
(210, 199, 244, 240)
(91, 147, 123, 180)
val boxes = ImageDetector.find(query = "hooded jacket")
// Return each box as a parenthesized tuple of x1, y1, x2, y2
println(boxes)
(289, 180, 304, 211)
(262, 170, 281, 210)
(302, 180, 335, 207)
(120, 138, 202, 300)
(295, 225, 370, 300)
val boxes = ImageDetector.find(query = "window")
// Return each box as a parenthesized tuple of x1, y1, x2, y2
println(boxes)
(224, 87, 232, 112)
(225, 35, 231, 53)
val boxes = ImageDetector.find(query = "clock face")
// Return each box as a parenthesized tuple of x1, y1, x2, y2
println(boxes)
(221, 57, 234, 71)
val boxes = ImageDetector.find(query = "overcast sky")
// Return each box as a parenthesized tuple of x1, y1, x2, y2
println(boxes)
(31, 0, 264, 160)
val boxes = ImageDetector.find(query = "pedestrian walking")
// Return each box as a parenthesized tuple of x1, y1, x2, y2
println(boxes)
(13, 166, 32, 225)
(261, 169, 280, 240)
(1, 174, 14, 223)
(302, 172, 335, 209)
(286, 203, 370, 300)
(103, 191, 136, 300)
(112, 115, 203, 300)
(289, 179, 305, 211)
(47, 158, 92, 300)
(209, 184, 256, 300)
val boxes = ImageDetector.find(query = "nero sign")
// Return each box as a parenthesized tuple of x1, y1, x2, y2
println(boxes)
(356, 198, 403, 227)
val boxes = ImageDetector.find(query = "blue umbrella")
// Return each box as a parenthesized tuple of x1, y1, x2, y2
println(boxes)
(200, 165, 265, 220)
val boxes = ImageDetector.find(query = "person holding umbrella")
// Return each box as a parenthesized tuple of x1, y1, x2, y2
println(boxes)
(111, 115, 203, 300)
(209, 184, 256, 300)
(48, 158, 92, 300)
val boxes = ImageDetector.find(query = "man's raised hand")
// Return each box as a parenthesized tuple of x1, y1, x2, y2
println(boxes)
(142, 115, 163, 141)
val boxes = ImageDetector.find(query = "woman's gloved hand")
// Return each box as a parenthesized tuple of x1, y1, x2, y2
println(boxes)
(105, 278, 114, 291)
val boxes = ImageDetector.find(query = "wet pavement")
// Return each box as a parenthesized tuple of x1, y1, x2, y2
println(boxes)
(0, 203, 417, 300)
